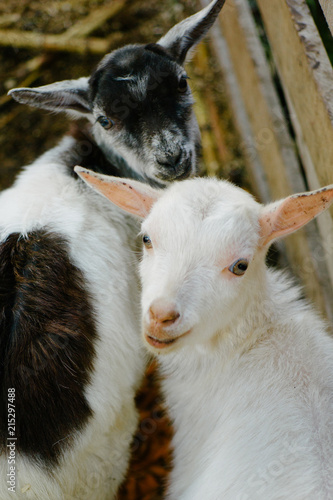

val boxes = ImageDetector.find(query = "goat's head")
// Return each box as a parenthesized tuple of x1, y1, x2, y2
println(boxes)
(8, 0, 226, 184)
(74, 167, 333, 353)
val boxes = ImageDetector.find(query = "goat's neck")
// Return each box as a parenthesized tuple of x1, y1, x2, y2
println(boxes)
(100, 141, 141, 180)
(91, 126, 147, 183)
(223, 270, 274, 357)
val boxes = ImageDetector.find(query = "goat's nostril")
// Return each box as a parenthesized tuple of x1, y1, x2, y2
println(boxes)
(149, 300, 180, 325)
(156, 151, 182, 169)
(162, 310, 180, 324)
(173, 151, 182, 166)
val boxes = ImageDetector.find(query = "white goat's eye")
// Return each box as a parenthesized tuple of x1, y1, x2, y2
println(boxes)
(97, 116, 114, 130)
(142, 235, 152, 249)
(229, 259, 249, 276)
(178, 76, 188, 93)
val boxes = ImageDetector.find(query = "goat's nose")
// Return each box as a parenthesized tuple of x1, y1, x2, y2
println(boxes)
(149, 299, 180, 326)
(156, 150, 182, 168)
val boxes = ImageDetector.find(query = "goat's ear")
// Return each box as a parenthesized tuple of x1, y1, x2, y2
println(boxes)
(74, 167, 161, 218)
(157, 0, 226, 64)
(259, 185, 333, 247)
(8, 77, 91, 117)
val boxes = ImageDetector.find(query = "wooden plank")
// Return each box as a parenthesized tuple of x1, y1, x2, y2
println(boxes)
(0, 14, 20, 28)
(256, 0, 333, 187)
(0, 1, 127, 54)
(281, 83, 333, 290)
(218, 0, 293, 200)
(256, 0, 333, 294)
(207, 19, 273, 203)
(191, 44, 233, 176)
(201, 0, 333, 319)
(63, 0, 127, 40)
(318, 0, 333, 35)
(0, 29, 111, 53)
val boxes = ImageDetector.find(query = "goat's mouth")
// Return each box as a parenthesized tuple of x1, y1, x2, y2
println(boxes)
(146, 336, 177, 349)
(145, 330, 191, 350)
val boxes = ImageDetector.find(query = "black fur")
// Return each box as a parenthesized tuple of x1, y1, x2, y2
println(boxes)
(64, 124, 143, 180)
(89, 45, 190, 128)
(167, 0, 227, 63)
(89, 44, 195, 181)
(0, 231, 97, 466)
(89, 44, 178, 104)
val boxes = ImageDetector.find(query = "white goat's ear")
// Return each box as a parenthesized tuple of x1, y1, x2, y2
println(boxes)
(8, 77, 91, 117)
(157, 0, 226, 64)
(259, 185, 333, 247)
(75, 167, 161, 218)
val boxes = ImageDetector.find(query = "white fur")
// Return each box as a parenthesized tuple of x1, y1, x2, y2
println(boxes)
(0, 137, 146, 499)
(138, 178, 333, 499)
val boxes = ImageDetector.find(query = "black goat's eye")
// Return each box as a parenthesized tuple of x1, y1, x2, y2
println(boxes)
(97, 116, 114, 130)
(178, 76, 188, 93)
(142, 235, 152, 249)
(229, 259, 249, 276)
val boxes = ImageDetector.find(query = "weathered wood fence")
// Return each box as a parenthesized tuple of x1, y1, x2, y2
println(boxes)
(202, 0, 333, 321)
(319, 0, 333, 34)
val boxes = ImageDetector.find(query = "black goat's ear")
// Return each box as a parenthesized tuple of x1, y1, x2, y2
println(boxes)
(157, 0, 226, 64)
(8, 77, 91, 117)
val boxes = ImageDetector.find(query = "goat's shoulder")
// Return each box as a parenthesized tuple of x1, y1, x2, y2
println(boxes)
(0, 139, 81, 237)
(0, 230, 97, 466)
(0, 144, 134, 245)
(26, 124, 120, 176)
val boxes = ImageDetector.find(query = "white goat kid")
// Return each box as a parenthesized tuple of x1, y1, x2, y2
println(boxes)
(76, 168, 333, 500)
(0, 2, 226, 499)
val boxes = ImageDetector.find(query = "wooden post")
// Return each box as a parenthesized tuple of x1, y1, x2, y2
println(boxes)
(201, 0, 333, 320)
(318, 0, 333, 35)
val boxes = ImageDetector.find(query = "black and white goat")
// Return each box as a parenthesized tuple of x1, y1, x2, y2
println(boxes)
(0, 1, 225, 499)
(9, 0, 225, 185)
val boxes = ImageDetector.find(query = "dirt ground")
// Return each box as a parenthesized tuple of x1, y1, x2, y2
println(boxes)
(0, 1, 246, 498)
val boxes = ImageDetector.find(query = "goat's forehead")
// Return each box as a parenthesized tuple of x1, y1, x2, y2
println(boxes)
(159, 179, 259, 216)
(90, 45, 183, 102)
(144, 180, 261, 249)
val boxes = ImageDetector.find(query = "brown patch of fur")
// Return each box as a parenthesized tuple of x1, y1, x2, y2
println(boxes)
(0, 231, 97, 466)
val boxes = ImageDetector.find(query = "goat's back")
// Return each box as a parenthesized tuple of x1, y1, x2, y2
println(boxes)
(0, 140, 144, 499)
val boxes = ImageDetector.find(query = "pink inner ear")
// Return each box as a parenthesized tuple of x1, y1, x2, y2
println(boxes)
(78, 171, 159, 218)
(259, 186, 333, 246)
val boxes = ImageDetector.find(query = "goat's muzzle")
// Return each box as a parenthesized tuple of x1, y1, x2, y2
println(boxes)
(155, 151, 193, 182)
(144, 299, 190, 349)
